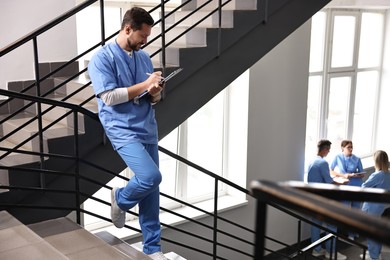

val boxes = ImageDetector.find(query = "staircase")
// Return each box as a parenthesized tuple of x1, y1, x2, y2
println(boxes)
(0, 0, 332, 258)
(0, 210, 170, 259)
(0, 0, 331, 221)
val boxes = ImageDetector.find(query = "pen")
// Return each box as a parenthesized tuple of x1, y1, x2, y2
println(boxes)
(146, 72, 164, 80)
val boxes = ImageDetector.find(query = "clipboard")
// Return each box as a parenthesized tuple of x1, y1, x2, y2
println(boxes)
(134, 68, 183, 102)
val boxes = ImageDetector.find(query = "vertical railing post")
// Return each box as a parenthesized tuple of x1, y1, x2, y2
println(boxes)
(217, 0, 222, 57)
(32, 37, 46, 189)
(160, 0, 167, 99)
(213, 179, 219, 259)
(297, 220, 302, 256)
(254, 200, 267, 260)
(259, 0, 269, 24)
(73, 110, 81, 224)
(99, 0, 106, 46)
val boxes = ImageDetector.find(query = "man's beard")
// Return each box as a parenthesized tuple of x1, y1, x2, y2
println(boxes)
(127, 38, 141, 51)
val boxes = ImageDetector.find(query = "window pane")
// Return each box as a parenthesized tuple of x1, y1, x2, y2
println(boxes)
(331, 15, 356, 68)
(186, 92, 224, 199)
(352, 71, 378, 155)
(358, 12, 384, 68)
(309, 12, 326, 72)
(327, 77, 351, 154)
(305, 76, 322, 169)
(159, 128, 179, 204)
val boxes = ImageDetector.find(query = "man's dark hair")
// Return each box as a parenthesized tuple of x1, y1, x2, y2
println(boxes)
(121, 7, 154, 30)
(317, 139, 332, 153)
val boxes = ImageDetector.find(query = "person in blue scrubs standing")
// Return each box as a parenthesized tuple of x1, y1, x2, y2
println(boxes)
(330, 140, 364, 239)
(360, 150, 390, 260)
(88, 7, 168, 260)
(306, 140, 348, 260)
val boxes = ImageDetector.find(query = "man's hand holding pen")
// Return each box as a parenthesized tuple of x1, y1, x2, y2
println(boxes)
(146, 71, 164, 103)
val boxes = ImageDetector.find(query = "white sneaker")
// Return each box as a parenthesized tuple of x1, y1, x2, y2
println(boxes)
(147, 251, 169, 260)
(111, 187, 125, 228)
(325, 251, 347, 260)
(313, 248, 326, 257)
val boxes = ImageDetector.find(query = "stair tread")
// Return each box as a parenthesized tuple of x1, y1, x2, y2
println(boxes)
(28, 218, 132, 259)
(0, 137, 42, 167)
(95, 231, 150, 259)
(0, 211, 22, 230)
(3, 112, 67, 131)
(0, 211, 69, 260)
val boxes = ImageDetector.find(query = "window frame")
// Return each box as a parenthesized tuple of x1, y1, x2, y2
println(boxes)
(306, 8, 386, 165)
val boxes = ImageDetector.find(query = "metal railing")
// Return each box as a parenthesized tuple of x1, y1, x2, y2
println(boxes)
(251, 180, 390, 259)
(0, 0, 366, 259)
(0, 90, 374, 259)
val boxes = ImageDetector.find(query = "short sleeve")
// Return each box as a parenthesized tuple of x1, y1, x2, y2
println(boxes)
(88, 50, 118, 96)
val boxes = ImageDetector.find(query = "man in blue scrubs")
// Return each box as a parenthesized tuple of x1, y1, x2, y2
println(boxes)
(88, 7, 168, 260)
(307, 140, 348, 260)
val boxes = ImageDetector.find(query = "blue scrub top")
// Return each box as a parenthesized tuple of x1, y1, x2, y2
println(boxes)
(362, 171, 390, 216)
(88, 41, 158, 150)
(330, 154, 363, 186)
(307, 156, 333, 184)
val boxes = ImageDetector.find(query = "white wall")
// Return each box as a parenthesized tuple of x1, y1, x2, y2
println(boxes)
(0, 0, 77, 89)
(376, 9, 390, 152)
(246, 21, 312, 249)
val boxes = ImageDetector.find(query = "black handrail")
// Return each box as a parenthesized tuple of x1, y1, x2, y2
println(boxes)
(0, 0, 98, 57)
(250, 180, 390, 259)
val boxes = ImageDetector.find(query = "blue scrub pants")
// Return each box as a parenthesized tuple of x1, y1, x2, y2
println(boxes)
(311, 218, 337, 253)
(367, 238, 381, 260)
(116, 142, 162, 254)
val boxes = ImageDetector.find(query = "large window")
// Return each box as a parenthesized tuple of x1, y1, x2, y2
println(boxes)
(159, 91, 226, 207)
(305, 9, 385, 166)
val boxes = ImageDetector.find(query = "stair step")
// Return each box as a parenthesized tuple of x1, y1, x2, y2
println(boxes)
(150, 26, 207, 47)
(146, 46, 182, 67)
(0, 211, 69, 260)
(0, 112, 72, 154)
(131, 241, 186, 260)
(28, 217, 133, 259)
(182, 0, 257, 11)
(95, 231, 151, 259)
(165, 10, 234, 28)
(54, 77, 96, 104)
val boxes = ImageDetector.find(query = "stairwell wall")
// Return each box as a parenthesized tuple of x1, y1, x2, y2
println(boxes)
(376, 9, 390, 153)
(246, 20, 312, 252)
(0, 0, 77, 90)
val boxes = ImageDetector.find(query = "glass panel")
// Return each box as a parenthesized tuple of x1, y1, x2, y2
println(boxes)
(186, 92, 224, 199)
(159, 128, 179, 205)
(305, 76, 322, 169)
(305, 76, 322, 170)
(331, 15, 356, 68)
(309, 12, 326, 72)
(352, 71, 378, 155)
(327, 76, 350, 159)
(358, 12, 384, 68)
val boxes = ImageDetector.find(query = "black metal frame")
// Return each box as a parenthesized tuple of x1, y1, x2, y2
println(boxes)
(251, 180, 390, 259)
